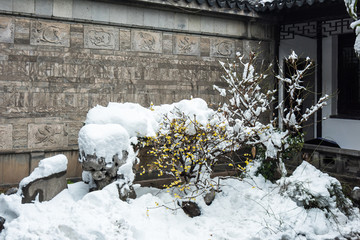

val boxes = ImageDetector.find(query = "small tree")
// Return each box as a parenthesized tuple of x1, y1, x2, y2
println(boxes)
(142, 109, 237, 199)
(214, 51, 329, 179)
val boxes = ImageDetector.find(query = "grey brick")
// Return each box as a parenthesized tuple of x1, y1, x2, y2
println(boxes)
(35, 0, 53, 16)
(73, 0, 91, 20)
(13, 0, 35, 14)
(53, 0, 73, 18)
(0, 0, 12, 11)
(91, 1, 110, 22)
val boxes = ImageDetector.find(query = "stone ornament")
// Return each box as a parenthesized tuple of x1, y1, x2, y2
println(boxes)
(84, 26, 119, 50)
(210, 39, 235, 58)
(132, 30, 162, 53)
(174, 35, 200, 56)
(30, 21, 70, 47)
(28, 124, 68, 149)
(0, 124, 13, 150)
(0, 17, 14, 43)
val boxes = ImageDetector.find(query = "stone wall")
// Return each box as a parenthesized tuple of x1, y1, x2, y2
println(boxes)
(0, 0, 275, 185)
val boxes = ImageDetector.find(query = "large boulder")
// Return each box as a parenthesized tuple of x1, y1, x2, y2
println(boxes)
(19, 155, 68, 204)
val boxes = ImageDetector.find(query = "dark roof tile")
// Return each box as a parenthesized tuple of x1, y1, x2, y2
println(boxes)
(171, 0, 337, 12)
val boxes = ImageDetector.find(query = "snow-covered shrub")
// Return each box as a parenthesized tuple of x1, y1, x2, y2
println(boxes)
(214, 51, 329, 179)
(142, 107, 245, 200)
(280, 161, 354, 217)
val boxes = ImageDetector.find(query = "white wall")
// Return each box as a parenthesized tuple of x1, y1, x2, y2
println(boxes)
(322, 36, 360, 150)
(280, 34, 360, 150)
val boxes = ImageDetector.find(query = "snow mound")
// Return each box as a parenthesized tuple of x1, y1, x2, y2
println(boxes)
(1, 173, 359, 239)
(78, 124, 130, 164)
(281, 161, 353, 215)
(19, 154, 68, 189)
(84, 98, 216, 138)
(85, 102, 158, 138)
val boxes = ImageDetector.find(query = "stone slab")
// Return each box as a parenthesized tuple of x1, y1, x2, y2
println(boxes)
(174, 35, 200, 56)
(174, 13, 188, 31)
(210, 38, 235, 58)
(0, 17, 14, 43)
(30, 21, 70, 47)
(132, 30, 162, 53)
(0, 124, 13, 150)
(0, 0, 12, 11)
(13, 0, 35, 14)
(21, 170, 67, 203)
(35, 0, 53, 16)
(53, 0, 73, 19)
(84, 26, 119, 50)
(109, 4, 127, 24)
(127, 6, 144, 26)
(72, 0, 92, 20)
(91, 1, 110, 22)
(28, 124, 68, 149)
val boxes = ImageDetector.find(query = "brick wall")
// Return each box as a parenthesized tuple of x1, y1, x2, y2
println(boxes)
(0, 1, 274, 185)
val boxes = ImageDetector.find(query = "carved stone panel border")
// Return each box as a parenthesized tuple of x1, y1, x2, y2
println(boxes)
(30, 21, 70, 47)
(84, 26, 119, 50)
(210, 38, 235, 58)
(0, 17, 14, 43)
(131, 30, 162, 53)
(28, 124, 68, 149)
(173, 35, 200, 56)
(0, 124, 13, 150)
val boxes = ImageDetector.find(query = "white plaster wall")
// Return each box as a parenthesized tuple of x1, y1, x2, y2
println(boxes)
(322, 118, 360, 150)
(322, 36, 360, 150)
(280, 35, 360, 150)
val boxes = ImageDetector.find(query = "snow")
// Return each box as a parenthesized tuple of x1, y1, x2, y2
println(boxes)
(85, 103, 158, 138)
(1, 162, 359, 240)
(78, 124, 131, 164)
(18, 154, 68, 189)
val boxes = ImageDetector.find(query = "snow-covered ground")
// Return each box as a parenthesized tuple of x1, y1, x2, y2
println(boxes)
(1, 96, 359, 239)
(1, 161, 359, 240)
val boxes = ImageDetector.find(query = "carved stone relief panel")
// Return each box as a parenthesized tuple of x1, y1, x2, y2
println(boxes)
(28, 124, 68, 149)
(84, 26, 119, 50)
(30, 21, 70, 47)
(0, 17, 14, 43)
(210, 38, 235, 58)
(132, 30, 162, 53)
(174, 35, 199, 56)
(0, 124, 13, 150)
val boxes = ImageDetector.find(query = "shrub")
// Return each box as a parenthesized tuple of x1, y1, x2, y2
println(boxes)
(142, 110, 239, 198)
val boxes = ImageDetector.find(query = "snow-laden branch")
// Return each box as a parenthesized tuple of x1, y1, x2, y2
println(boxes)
(214, 51, 329, 177)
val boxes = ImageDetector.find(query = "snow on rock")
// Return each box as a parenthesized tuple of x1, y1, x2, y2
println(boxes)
(19, 154, 68, 189)
(280, 161, 352, 214)
(78, 124, 130, 164)
(85, 102, 158, 138)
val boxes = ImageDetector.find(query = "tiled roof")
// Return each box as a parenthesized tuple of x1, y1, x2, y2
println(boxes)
(172, 0, 338, 12)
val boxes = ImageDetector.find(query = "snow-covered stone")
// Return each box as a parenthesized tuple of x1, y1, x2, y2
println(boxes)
(19, 155, 68, 203)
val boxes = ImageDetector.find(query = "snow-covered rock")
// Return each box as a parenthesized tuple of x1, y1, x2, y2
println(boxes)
(18, 154, 68, 203)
